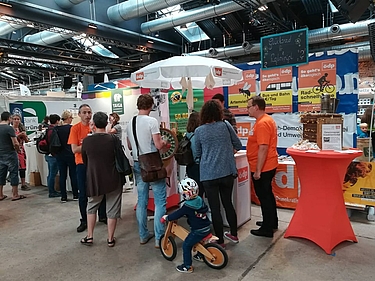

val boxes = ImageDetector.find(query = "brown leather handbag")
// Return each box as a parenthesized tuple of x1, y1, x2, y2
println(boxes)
(132, 117, 167, 182)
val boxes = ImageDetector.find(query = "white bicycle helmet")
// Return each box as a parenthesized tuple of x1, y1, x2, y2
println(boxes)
(178, 178, 199, 200)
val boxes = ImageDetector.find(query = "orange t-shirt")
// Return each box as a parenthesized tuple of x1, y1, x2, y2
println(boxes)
(246, 114, 278, 173)
(67, 122, 91, 165)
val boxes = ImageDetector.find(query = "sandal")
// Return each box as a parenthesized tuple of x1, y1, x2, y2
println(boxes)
(80, 236, 93, 246)
(11, 195, 26, 201)
(107, 238, 116, 247)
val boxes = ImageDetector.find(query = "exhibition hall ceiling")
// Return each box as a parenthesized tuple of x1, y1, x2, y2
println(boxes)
(0, 0, 373, 91)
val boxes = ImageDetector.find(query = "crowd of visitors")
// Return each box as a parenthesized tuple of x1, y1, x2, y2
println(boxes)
(0, 93, 278, 274)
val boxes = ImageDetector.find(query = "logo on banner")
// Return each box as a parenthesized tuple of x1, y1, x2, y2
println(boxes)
(111, 92, 124, 115)
(237, 166, 248, 183)
(214, 67, 223, 77)
(136, 72, 144, 80)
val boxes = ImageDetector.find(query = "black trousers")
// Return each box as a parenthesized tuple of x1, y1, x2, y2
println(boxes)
(251, 168, 278, 231)
(203, 175, 237, 244)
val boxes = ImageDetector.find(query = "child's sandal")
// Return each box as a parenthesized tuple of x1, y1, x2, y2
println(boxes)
(80, 236, 93, 246)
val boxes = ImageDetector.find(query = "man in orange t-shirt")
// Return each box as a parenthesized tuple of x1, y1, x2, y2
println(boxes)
(68, 104, 106, 232)
(246, 96, 278, 238)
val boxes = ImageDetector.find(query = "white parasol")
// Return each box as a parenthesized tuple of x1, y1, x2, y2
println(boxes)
(130, 56, 243, 111)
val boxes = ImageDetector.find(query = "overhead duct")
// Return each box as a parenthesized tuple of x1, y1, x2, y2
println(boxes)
(55, 0, 86, 9)
(141, 1, 243, 34)
(107, 0, 192, 23)
(187, 19, 375, 59)
(24, 30, 74, 45)
(0, 21, 25, 36)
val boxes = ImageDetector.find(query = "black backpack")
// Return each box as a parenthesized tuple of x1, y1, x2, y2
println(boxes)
(36, 127, 62, 155)
(174, 134, 194, 166)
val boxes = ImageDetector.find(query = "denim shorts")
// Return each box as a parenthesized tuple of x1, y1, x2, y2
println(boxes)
(0, 152, 19, 186)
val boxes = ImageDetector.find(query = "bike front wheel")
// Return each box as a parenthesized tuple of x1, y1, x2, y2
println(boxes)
(203, 243, 228, 269)
(159, 234, 177, 261)
(325, 84, 335, 93)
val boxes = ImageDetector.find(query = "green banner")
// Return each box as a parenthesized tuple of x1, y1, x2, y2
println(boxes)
(111, 89, 124, 115)
(168, 89, 204, 134)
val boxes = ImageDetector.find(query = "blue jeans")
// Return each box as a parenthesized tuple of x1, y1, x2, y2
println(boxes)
(0, 152, 19, 186)
(133, 161, 166, 242)
(45, 155, 58, 195)
(56, 153, 78, 198)
(76, 164, 106, 224)
(183, 230, 210, 266)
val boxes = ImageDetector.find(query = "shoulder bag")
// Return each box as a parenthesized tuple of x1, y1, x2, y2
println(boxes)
(132, 116, 167, 182)
(111, 134, 132, 176)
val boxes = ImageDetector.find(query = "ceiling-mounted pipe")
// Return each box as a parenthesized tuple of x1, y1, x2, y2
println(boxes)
(55, 0, 86, 9)
(24, 30, 74, 45)
(141, 1, 243, 34)
(107, 0, 192, 23)
(186, 19, 375, 59)
(0, 21, 25, 36)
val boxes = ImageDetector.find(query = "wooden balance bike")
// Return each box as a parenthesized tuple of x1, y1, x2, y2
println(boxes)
(159, 220, 228, 270)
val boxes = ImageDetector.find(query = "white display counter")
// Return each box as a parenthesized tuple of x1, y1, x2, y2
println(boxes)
(222, 150, 251, 227)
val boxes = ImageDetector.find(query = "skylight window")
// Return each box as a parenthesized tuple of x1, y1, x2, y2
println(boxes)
(156, 5, 209, 43)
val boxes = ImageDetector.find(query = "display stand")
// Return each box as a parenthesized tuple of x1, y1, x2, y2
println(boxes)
(285, 148, 362, 254)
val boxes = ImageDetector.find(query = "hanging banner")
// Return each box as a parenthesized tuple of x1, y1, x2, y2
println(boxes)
(260, 67, 293, 113)
(227, 69, 257, 115)
(9, 103, 24, 122)
(168, 89, 204, 133)
(111, 89, 125, 115)
(298, 58, 337, 111)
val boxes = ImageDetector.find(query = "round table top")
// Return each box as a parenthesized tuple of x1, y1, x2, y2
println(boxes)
(286, 148, 362, 159)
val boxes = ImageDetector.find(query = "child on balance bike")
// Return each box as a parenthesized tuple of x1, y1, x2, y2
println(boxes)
(161, 178, 211, 273)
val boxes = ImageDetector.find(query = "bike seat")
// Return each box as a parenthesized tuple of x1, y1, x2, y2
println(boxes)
(201, 233, 213, 243)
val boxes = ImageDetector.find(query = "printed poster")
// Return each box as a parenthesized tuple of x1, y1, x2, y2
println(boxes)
(111, 89, 125, 115)
(298, 58, 337, 111)
(168, 89, 204, 133)
(260, 67, 293, 113)
(227, 69, 256, 115)
(343, 162, 375, 207)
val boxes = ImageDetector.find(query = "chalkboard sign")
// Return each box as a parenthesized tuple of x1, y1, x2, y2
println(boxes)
(261, 28, 308, 69)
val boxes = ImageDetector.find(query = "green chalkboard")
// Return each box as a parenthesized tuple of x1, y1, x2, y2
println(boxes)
(261, 28, 308, 69)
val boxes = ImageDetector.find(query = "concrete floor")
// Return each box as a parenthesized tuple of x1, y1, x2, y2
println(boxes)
(0, 184, 374, 281)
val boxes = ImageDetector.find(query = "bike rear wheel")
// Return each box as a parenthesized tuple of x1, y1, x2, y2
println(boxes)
(203, 243, 228, 269)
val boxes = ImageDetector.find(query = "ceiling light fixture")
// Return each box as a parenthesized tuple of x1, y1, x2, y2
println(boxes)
(26, 23, 35, 28)
(258, 5, 268, 12)
(88, 23, 97, 29)
(155, 31, 159, 37)
(147, 40, 154, 44)
(221, 16, 226, 20)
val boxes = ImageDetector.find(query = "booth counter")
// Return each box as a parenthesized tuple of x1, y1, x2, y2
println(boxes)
(222, 150, 251, 228)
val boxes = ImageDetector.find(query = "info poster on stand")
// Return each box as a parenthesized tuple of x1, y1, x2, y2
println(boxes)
(321, 124, 342, 150)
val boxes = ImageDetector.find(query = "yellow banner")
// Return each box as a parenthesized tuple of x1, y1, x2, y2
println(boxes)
(260, 90, 292, 113)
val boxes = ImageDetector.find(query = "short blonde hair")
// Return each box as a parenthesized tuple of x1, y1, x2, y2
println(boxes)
(360, 123, 368, 128)
(61, 110, 72, 121)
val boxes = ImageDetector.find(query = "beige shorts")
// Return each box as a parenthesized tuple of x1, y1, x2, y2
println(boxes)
(87, 188, 122, 219)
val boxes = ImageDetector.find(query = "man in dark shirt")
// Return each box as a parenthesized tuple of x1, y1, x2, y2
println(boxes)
(212, 93, 238, 133)
(0, 111, 25, 201)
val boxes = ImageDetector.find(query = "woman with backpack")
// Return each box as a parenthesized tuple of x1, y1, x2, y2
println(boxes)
(185, 112, 204, 198)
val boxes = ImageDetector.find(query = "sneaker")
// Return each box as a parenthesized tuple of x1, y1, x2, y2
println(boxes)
(21, 185, 31, 191)
(176, 264, 193, 273)
(224, 231, 239, 244)
(155, 239, 160, 249)
(140, 232, 154, 245)
(77, 222, 87, 233)
(193, 253, 204, 262)
(49, 192, 61, 198)
(73, 195, 78, 201)
(61, 197, 67, 203)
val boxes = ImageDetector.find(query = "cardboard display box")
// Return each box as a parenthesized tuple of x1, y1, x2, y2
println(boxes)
(29, 172, 41, 186)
